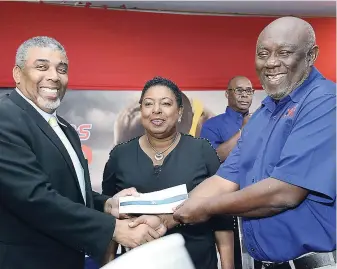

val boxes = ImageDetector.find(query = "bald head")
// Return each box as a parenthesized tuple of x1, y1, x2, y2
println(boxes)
(257, 16, 316, 53)
(227, 76, 251, 89)
(255, 16, 319, 100)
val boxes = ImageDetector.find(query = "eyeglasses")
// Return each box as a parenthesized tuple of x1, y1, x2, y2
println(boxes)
(228, 87, 255, 96)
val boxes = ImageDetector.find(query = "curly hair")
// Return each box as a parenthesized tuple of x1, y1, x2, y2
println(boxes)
(139, 76, 183, 108)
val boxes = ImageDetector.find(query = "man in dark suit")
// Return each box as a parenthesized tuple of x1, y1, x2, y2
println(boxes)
(0, 36, 166, 269)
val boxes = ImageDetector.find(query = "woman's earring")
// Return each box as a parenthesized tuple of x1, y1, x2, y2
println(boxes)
(178, 117, 182, 123)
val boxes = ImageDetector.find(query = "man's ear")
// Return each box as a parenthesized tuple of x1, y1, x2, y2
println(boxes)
(225, 90, 229, 99)
(13, 66, 22, 84)
(307, 45, 319, 66)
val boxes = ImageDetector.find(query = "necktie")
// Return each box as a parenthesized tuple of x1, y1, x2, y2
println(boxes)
(48, 116, 86, 203)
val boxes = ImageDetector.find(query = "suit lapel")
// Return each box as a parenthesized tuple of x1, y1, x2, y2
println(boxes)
(58, 118, 94, 207)
(59, 119, 85, 168)
(9, 91, 86, 204)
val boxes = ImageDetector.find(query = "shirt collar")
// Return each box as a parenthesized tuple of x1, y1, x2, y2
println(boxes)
(225, 106, 248, 118)
(262, 66, 323, 107)
(288, 66, 322, 103)
(15, 88, 56, 123)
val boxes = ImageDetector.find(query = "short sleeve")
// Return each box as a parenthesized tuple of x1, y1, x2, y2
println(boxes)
(102, 147, 119, 197)
(202, 139, 221, 175)
(200, 123, 222, 149)
(271, 93, 336, 203)
(215, 134, 243, 185)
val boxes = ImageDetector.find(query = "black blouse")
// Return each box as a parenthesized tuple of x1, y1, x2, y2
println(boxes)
(102, 133, 233, 269)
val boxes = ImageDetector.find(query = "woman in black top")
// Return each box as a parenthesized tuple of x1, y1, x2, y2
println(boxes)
(102, 76, 234, 269)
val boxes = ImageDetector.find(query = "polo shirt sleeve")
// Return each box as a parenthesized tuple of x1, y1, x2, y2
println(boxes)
(215, 134, 243, 185)
(200, 122, 222, 149)
(271, 93, 336, 203)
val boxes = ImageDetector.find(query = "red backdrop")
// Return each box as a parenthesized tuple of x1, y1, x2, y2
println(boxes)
(0, 2, 335, 90)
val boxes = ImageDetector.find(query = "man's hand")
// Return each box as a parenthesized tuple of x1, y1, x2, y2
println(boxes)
(173, 197, 211, 224)
(104, 187, 140, 218)
(113, 219, 165, 248)
(129, 215, 167, 235)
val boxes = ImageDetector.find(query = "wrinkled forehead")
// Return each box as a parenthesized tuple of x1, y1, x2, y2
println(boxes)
(25, 46, 68, 65)
(257, 23, 308, 51)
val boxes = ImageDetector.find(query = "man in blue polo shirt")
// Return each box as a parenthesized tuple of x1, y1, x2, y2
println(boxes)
(200, 76, 254, 269)
(173, 16, 336, 269)
(200, 76, 254, 162)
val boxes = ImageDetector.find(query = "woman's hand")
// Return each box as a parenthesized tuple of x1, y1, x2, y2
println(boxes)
(104, 187, 140, 218)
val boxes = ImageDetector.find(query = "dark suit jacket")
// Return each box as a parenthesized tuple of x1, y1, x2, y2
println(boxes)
(0, 90, 116, 269)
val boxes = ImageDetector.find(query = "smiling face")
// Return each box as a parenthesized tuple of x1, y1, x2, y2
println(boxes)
(13, 46, 68, 113)
(140, 85, 182, 139)
(255, 17, 318, 100)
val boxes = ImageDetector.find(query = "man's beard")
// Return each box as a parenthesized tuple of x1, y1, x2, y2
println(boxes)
(263, 60, 311, 100)
(37, 95, 61, 111)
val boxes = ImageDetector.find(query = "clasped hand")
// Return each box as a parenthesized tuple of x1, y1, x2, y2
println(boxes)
(104, 188, 167, 249)
(102, 188, 213, 266)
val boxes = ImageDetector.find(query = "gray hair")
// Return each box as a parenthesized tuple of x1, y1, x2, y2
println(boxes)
(305, 23, 316, 52)
(15, 36, 67, 68)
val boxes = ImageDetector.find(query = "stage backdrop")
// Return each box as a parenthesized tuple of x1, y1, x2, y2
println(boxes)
(0, 1, 335, 90)
(0, 88, 267, 192)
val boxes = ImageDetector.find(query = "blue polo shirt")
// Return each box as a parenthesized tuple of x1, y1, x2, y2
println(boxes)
(217, 67, 336, 262)
(200, 107, 246, 149)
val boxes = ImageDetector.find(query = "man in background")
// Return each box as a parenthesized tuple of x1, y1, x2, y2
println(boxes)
(200, 76, 254, 163)
(199, 76, 254, 269)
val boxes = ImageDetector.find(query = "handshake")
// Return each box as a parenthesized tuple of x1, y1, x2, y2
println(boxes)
(101, 186, 210, 264)
(102, 188, 174, 263)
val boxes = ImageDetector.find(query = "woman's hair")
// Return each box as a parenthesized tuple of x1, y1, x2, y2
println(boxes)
(139, 76, 183, 108)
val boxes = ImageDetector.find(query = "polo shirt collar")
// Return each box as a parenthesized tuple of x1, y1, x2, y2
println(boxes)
(288, 66, 323, 103)
(261, 66, 323, 108)
(225, 106, 248, 118)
